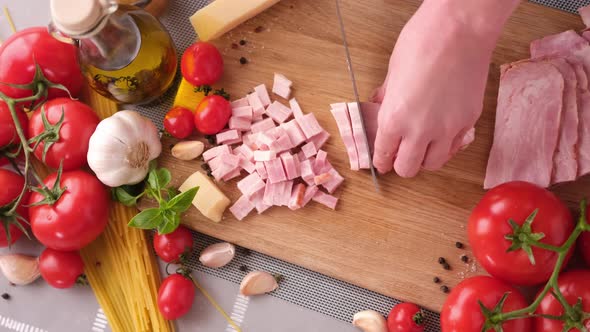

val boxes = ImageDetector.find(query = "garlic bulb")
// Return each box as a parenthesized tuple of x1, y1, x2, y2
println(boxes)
(352, 310, 388, 332)
(87, 110, 162, 187)
(239, 271, 279, 296)
(0, 254, 41, 285)
(199, 242, 235, 268)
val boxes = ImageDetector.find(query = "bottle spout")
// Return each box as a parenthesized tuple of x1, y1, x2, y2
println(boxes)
(47, 23, 76, 45)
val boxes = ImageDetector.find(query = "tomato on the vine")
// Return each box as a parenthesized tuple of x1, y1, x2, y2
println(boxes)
(440, 276, 531, 332)
(29, 98, 99, 171)
(39, 248, 84, 289)
(153, 226, 194, 263)
(194, 95, 231, 135)
(181, 42, 223, 87)
(158, 273, 195, 320)
(164, 107, 195, 139)
(535, 270, 590, 332)
(0, 102, 28, 164)
(29, 170, 109, 251)
(0, 27, 83, 100)
(0, 169, 29, 247)
(468, 181, 574, 286)
(387, 302, 425, 332)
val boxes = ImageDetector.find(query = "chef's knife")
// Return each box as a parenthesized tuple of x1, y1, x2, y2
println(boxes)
(334, 0, 380, 191)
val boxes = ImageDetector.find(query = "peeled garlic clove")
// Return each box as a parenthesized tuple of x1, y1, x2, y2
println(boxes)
(199, 242, 236, 268)
(352, 310, 387, 332)
(0, 254, 41, 285)
(239, 271, 278, 296)
(171, 141, 205, 161)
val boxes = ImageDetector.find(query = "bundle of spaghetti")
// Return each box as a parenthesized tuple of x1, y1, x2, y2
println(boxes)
(32, 91, 174, 332)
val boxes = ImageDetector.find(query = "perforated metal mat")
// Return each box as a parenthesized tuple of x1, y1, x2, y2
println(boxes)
(130, 0, 585, 330)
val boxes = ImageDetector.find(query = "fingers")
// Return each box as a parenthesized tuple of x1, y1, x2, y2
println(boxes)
(372, 126, 401, 174)
(394, 138, 428, 178)
(422, 139, 453, 171)
(369, 71, 390, 104)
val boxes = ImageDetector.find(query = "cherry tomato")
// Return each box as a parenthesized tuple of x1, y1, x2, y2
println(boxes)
(181, 42, 223, 86)
(468, 181, 573, 286)
(194, 95, 231, 135)
(387, 302, 425, 332)
(29, 98, 99, 171)
(39, 248, 84, 289)
(581, 231, 590, 267)
(164, 107, 195, 139)
(29, 170, 109, 251)
(158, 273, 195, 320)
(534, 270, 590, 332)
(0, 27, 83, 100)
(441, 276, 531, 332)
(153, 226, 194, 263)
(0, 169, 29, 247)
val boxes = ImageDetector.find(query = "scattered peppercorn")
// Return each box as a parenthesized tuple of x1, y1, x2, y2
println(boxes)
(461, 255, 469, 263)
(95, 261, 101, 267)
(201, 163, 211, 171)
(254, 26, 265, 33)
(1, 293, 10, 300)
(433, 277, 441, 284)
(239, 265, 249, 272)
(290, 5, 294, 9)
(455, 241, 464, 249)
(239, 57, 248, 65)
(442, 262, 451, 270)
(273, 274, 284, 283)
(239, 39, 247, 46)
(438, 257, 446, 264)
(231, 43, 239, 49)
(242, 248, 252, 256)
(205, 135, 216, 145)
(440, 285, 449, 293)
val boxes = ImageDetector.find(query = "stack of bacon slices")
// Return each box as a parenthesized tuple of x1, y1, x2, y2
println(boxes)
(204, 74, 344, 221)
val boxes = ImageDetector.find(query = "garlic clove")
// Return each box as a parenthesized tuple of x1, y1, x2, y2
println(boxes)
(239, 271, 279, 296)
(199, 242, 236, 268)
(0, 254, 41, 286)
(171, 141, 205, 161)
(352, 310, 388, 332)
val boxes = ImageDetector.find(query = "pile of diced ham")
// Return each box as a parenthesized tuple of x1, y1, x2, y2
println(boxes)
(205, 73, 344, 221)
(485, 6, 590, 189)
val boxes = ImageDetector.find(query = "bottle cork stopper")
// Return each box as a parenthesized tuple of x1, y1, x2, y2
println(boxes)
(50, 0, 111, 36)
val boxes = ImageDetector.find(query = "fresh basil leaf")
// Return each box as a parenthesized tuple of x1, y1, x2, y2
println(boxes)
(157, 211, 180, 234)
(156, 168, 172, 189)
(147, 168, 160, 192)
(167, 187, 199, 213)
(128, 208, 162, 229)
(112, 186, 144, 207)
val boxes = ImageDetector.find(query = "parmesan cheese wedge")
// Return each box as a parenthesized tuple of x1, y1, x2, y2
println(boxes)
(179, 171, 231, 222)
(190, 0, 280, 41)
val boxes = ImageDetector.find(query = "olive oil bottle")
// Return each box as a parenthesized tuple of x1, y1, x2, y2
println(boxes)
(49, 0, 177, 105)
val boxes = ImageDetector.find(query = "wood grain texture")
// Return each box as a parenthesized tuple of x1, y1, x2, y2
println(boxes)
(135, 0, 588, 312)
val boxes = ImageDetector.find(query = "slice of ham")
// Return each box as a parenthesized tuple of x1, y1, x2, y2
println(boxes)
(312, 191, 338, 210)
(281, 120, 306, 147)
(229, 116, 252, 131)
(251, 118, 276, 133)
(250, 188, 271, 214)
(280, 152, 300, 180)
(347, 102, 371, 169)
(484, 60, 564, 189)
(231, 97, 249, 109)
(230, 195, 255, 221)
(270, 135, 293, 153)
(253, 150, 276, 162)
(216, 130, 241, 145)
(203, 144, 231, 162)
(247, 92, 265, 119)
(321, 168, 344, 194)
(289, 98, 304, 119)
(272, 73, 293, 99)
(255, 161, 268, 180)
(301, 142, 317, 159)
(232, 106, 253, 119)
(301, 185, 319, 207)
(309, 130, 330, 150)
(254, 84, 272, 107)
(265, 101, 293, 124)
(288, 183, 306, 210)
(264, 158, 287, 184)
(297, 113, 324, 139)
(330, 104, 360, 170)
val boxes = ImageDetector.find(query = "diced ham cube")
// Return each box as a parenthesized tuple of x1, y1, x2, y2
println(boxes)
(239, 157, 256, 174)
(297, 113, 323, 139)
(280, 181, 294, 206)
(280, 153, 300, 180)
(247, 92, 265, 118)
(289, 98, 304, 119)
(229, 116, 252, 131)
(253, 150, 276, 162)
(288, 183, 306, 210)
(312, 191, 339, 210)
(254, 84, 272, 107)
(263, 181, 278, 206)
(300, 159, 315, 185)
(203, 144, 231, 162)
(232, 106, 253, 119)
(330, 102, 347, 110)
(314, 150, 328, 173)
(302, 185, 319, 207)
(264, 158, 287, 184)
(265, 101, 292, 124)
(222, 168, 242, 181)
(220, 152, 240, 167)
(347, 102, 371, 169)
(231, 97, 249, 109)
(281, 120, 306, 147)
(256, 132, 275, 149)
(331, 105, 360, 170)
(301, 142, 317, 158)
(272, 73, 293, 99)
(309, 130, 330, 150)
(251, 118, 276, 133)
(255, 162, 268, 179)
(321, 168, 344, 194)
(314, 173, 332, 185)
(234, 144, 255, 161)
(230, 195, 255, 221)
(207, 155, 224, 171)
(270, 135, 293, 153)
(250, 188, 271, 214)
(216, 130, 241, 145)
(237, 172, 266, 197)
(297, 151, 306, 163)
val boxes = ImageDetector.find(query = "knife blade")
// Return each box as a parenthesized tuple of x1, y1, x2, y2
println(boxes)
(334, 0, 380, 191)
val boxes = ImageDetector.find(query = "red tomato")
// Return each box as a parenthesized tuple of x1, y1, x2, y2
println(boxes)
(153, 226, 194, 263)
(158, 274, 195, 320)
(0, 169, 29, 247)
(387, 302, 425, 332)
(0, 27, 83, 100)
(29, 98, 99, 170)
(194, 95, 231, 135)
(441, 276, 531, 332)
(581, 231, 590, 267)
(29, 170, 109, 251)
(181, 42, 223, 86)
(163, 107, 195, 139)
(39, 248, 84, 289)
(468, 181, 573, 286)
(534, 270, 590, 331)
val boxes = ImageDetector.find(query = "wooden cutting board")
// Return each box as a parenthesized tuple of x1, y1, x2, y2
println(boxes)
(141, 0, 589, 312)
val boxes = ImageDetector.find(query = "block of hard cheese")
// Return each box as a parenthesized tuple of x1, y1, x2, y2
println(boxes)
(179, 171, 231, 222)
(190, 0, 280, 41)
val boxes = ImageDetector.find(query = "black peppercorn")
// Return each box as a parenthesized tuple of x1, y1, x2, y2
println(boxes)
(239, 265, 249, 272)
(242, 248, 251, 256)
(455, 241, 464, 249)
(231, 43, 239, 49)
(440, 285, 449, 293)
(438, 257, 446, 264)
(239, 39, 247, 46)
(201, 163, 211, 171)
(254, 26, 265, 33)
(461, 255, 469, 263)
(1, 293, 10, 300)
(433, 277, 441, 284)
(442, 262, 451, 270)
(239, 57, 248, 65)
